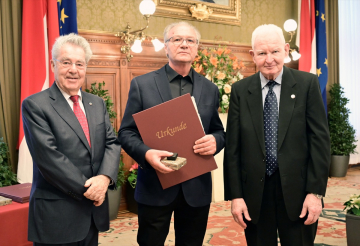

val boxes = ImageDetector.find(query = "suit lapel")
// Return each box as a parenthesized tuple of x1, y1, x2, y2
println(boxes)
(49, 83, 91, 153)
(192, 73, 204, 105)
(246, 73, 266, 156)
(278, 66, 297, 151)
(82, 92, 95, 155)
(154, 66, 173, 102)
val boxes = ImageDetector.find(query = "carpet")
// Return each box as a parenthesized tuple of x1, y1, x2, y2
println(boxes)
(99, 177, 359, 246)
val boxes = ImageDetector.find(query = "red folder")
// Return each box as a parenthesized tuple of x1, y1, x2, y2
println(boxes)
(0, 183, 31, 203)
(133, 93, 218, 189)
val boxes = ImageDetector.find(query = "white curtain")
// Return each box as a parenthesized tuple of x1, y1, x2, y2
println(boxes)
(338, 0, 360, 164)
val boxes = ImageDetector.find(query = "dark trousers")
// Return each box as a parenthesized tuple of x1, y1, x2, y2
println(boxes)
(137, 187, 210, 246)
(244, 170, 318, 246)
(33, 216, 99, 246)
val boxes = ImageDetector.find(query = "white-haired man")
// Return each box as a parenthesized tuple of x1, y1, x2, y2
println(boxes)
(118, 21, 225, 246)
(224, 24, 330, 245)
(22, 33, 120, 246)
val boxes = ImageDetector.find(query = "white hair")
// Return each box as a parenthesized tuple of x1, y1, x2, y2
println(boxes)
(52, 33, 93, 63)
(163, 21, 201, 43)
(251, 24, 286, 49)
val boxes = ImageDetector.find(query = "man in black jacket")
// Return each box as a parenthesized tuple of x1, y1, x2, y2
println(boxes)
(224, 24, 330, 246)
(118, 21, 225, 246)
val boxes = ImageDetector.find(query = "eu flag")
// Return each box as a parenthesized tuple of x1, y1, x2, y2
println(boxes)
(315, 0, 328, 113)
(57, 0, 78, 35)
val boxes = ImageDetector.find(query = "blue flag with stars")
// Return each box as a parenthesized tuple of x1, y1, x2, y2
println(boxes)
(57, 0, 78, 35)
(315, 0, 328, 114)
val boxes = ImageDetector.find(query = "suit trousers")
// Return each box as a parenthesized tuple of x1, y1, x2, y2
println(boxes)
(137, 187, 210, 246)
(33, 215, 99, 246)
(244, 170, 318, 246)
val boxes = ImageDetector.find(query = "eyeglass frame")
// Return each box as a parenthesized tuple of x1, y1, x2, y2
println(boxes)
(165, 36, 199, 46)
(53, 59, 87, 70)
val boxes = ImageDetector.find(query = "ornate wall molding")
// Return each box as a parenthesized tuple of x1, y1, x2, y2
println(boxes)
(88, 60, 120, 67)
(86, 38, 120, 44)
(128, 62, 168, 68)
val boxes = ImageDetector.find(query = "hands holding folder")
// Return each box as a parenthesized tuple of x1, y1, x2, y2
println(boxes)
(145, 133, 216, 174)
(193, 135, 216, 155)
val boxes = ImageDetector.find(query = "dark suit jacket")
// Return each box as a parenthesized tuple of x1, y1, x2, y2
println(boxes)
(118, 65, 225, 207)
(224, 66, 330, 223)
(22, 83, 121, 244)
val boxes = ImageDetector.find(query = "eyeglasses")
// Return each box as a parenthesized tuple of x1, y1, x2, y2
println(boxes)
(54, 59, 87, 70)
(165, 36, 198, 46)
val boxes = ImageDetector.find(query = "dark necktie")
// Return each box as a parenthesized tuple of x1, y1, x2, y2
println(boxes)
(264, 80, 278, 176)
(70, 95, 91, 147)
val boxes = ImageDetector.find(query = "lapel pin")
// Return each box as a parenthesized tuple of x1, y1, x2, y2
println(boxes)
(291, 94, 295, 99)
(89, 102, 92, 105)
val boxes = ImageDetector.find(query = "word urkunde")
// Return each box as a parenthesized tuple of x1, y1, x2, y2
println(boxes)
(156, 121, 187, 139)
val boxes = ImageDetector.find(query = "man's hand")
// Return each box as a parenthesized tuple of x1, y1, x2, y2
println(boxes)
(299, 193, 323, 225)
(84, 175, 111, 206)
(145, 149, 175, 173)
(231, 198, 251, 229)
(193, 134, 216, 155)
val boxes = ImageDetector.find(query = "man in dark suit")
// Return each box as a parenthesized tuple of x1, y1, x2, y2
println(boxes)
(22, 34, 120, 246)
(118, 21, 225, 246)
(224, 24, 331, 245)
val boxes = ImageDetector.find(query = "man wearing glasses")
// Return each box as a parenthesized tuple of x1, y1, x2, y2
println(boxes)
(22, 33, 120, 245)
(118, 22, 225, 246)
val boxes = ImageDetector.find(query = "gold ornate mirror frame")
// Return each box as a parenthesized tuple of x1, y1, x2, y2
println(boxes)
(153, 0, 241, 26)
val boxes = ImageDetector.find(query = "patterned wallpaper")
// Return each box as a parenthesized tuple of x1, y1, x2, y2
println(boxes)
(77, 0, 296, 45)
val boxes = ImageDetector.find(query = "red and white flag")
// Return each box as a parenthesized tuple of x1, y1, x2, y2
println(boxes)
(296, 0, 316, 74)
(17, 0, 59, 183)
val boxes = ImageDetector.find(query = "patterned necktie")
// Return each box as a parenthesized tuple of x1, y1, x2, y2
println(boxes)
(264, 80, 278, 176)
(70, 95, 91, 147)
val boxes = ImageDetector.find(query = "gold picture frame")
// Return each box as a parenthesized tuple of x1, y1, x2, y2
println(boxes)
(153, 0, 241, 26)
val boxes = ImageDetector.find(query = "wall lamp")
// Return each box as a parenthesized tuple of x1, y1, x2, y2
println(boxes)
(115, 0, 164, 62)
(283, 19, 301, 63)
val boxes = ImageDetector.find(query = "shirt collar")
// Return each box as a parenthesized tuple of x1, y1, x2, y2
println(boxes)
(260, 67, 283, 89)
(165, 63, 194, 83)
